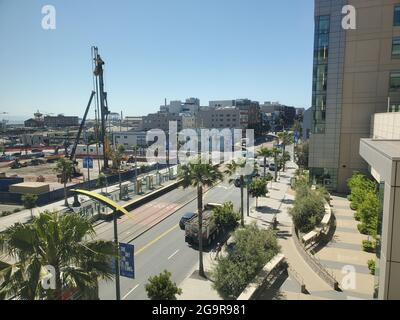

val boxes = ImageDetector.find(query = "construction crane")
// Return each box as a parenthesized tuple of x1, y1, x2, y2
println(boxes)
(69, 91, 96, 165)
(92, 46, 111, 170)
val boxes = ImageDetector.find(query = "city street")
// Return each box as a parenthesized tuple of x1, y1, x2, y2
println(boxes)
(97, 178, 251, 300)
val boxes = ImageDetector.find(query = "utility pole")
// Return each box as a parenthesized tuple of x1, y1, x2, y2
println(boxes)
(93, 47, 110, 170)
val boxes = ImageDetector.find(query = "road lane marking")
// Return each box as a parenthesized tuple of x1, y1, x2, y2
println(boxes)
(168, 249, 180, 260)
(122, 284, 140, 300)
(134, 224, 179, 256)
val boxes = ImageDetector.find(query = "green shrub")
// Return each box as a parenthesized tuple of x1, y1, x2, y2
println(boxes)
(350, 202, 358, 211)
(0, 211, 12, 217)
(362, 240, 376, 253)
(290, 191, 325, 233)
(13, 208, 21, 213)
(212, 223, 280, 299)
(347, 172, 377, 212)
(212, 202, 240, 230)
(354, 211, 361, 221)
(367, 260, 376, 275)
(357, 192, 380, 237)
(357, 223, 368, 234)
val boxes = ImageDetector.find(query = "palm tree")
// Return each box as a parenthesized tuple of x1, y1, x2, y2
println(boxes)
(277, 131, 294, 154)
(224, 159, 248, 228)
(0, 211, 115, 300)
(257, 147, 273, 177)
(111, 145, 125, 199)
(271, 147, 281, 182)
(55, 158, 73, 207)
(21, 194, 38, 220)
(178, 157, 222, 278)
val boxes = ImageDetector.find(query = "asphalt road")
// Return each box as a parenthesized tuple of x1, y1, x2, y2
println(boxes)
(97, 179, 248, 300)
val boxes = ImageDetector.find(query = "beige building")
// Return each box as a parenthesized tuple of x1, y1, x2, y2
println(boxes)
(360, 112, 400, 300)
(197, 107, 244, 129)
(310, 0, 400, 192)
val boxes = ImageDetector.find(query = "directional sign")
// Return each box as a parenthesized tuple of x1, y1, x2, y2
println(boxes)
(119, 243, 135, 279)
(83, 157, 93, 169)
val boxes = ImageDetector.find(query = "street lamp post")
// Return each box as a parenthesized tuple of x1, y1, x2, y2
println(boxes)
(113, 210, 121, 300)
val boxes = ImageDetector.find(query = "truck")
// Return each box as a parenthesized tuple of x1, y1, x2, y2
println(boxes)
(185, 203, 223, 247)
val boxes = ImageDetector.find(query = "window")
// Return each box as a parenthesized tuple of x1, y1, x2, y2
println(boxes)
(395, 5, 400, 26)
(393, 37, 400, 57)
(390, 72, 400, 90)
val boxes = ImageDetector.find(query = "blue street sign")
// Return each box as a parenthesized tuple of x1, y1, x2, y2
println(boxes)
(83, 157, 93, 169)
(119, 243, 135, 279)
(294, 131, 300, 143)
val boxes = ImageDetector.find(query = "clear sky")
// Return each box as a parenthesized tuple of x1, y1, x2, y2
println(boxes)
(0, 0, 314, 119)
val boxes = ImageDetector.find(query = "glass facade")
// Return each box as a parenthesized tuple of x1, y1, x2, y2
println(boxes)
(392, 37, 400, 57)
(389, 72, 400, 90)
(310, 167, 337, 190)
(394, 5, 400, 26)
(312, 15, 330, 134)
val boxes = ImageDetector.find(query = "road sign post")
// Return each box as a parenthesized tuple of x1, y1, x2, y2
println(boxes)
(119, 243, 135, 279)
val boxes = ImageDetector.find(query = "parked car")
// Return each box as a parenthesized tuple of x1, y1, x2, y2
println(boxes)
(269, 163, 282, 172)
(179, 212, 197, 230)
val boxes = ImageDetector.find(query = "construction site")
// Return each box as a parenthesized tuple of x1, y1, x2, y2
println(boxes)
(0, 47, 158, 209)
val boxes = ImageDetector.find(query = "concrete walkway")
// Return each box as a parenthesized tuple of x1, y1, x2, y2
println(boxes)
(313, 195, 375, 299)
(178, 251, 223, 300)
(251, 164, 347, 300)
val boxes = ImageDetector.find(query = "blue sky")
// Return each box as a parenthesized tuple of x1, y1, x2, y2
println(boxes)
(0, 0, 314, 119)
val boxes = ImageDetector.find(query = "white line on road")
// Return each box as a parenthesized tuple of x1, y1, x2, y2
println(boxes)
(122, 284, 140, 300)
(168, 249, 180, 260)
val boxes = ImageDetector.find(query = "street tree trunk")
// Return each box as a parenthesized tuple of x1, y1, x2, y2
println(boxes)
(197, 184, 205, 278)
(274, 154, 278, 182)
(263, 157, 266, 177)
(64, 179, 69, 207)
(240, 175, 244, 227)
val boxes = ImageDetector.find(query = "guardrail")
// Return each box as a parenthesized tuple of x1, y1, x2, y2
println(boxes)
(292, 223, 339, 291)
(301, 202, 332, 248)
(237, 254, 286, 300)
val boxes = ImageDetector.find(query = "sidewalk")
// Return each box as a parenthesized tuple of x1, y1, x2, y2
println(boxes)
(250, 164, 347, 300)
(313, 195, 375, 299)
(178, 251, 223, 300)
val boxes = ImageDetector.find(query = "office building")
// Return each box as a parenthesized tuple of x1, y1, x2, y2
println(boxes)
(309, 0, 400, 192)
(360, 111, 400, 300)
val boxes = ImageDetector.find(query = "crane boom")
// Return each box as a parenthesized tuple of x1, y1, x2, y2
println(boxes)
(70, 91, 96, 162)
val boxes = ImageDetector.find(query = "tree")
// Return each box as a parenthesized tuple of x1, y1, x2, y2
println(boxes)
(277, 131, 294, 153)
(212, 202, 240, 230)
(278, 151, 291, 172)
(111, 145, 125, 199)
(212, 223, 280, 299)
(348, 172, 377, 211)
(292, 120, 302, 137)
(145, 270, 182, 300)
(295, 142, 309, 169)
(257, 147, 272, 177)
(0, 211, 115, 300)
(55, 158, 73, 207)
(271, 147, 281, 182)
(178, 157, 222, 278)
(358, 192, 380, 237)
(248, 178, 268, 208)
(21, 194, 38, 220)
(224, 159, 249, 227)
(290, 191, 325, 233)
(96, 173, 108, 194)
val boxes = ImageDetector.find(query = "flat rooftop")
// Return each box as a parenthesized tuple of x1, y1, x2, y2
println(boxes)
(360, 139, 400, 161)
